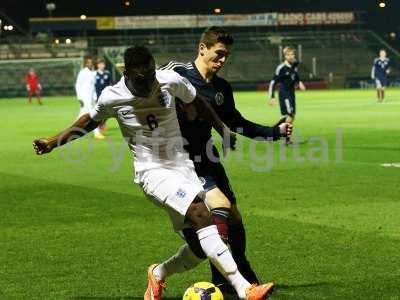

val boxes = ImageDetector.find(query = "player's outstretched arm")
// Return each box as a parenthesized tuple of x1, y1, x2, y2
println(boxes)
(230, 108, 293, 142)
(33, 113, 100, 155)
(221, 84, 292, 141)
(192, 94, 236, 151)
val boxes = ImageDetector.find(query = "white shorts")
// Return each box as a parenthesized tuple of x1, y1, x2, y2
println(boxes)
(138, 165, 205, 231)
(78, 98, 95, 118)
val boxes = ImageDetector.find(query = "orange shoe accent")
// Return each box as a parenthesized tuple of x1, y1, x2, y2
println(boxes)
(144, 264, 166, 300)
(245, 283, 275, 300)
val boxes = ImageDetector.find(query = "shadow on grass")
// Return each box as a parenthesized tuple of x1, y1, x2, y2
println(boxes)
(269, 281, 332, 300)
(68, 284, 329, 300)
(68, 296, 182, 300)
(277, 282, 331, 290)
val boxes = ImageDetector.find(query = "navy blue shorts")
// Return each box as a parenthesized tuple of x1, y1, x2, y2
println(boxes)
(375, 77, 388, 88)
(193, 156, 237, 205)
(279, 91, 296, 117)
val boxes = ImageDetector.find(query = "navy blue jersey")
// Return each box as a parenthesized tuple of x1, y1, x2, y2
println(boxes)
(268, 62, 300, 98)
(371, 58, 390, 80)
(95, 70, 111, 99)
(159, 61, 280, 159)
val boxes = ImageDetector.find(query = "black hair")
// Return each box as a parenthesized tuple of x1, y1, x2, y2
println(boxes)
(124, 46, 154, 70)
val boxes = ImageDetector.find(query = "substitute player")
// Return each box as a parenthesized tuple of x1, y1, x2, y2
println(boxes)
(25, 68, 42, 105)
(371, 49, 390, 103)
(94, 58, 112, 134)
(75, 55, 104, 139)
(160, 27, 293, 293)
(268, 46, 305, 143)
(33, 46, 275, 300)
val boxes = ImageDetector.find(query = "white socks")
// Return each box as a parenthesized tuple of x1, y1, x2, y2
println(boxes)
(197, 225, 251, 299)
(153, 244, 203, 282)
(153, 225, 251, 299)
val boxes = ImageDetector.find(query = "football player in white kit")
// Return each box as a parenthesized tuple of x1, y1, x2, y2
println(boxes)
(75, 55, 105, 139)
(33, 46, 274, 300)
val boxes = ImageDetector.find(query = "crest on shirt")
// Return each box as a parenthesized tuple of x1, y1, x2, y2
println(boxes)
(159, 91, 172, 107)
(176, 188, 187, 198)
(215, 92, 224, 106)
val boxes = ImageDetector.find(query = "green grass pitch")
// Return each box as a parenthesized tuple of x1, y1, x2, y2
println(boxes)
(1, 89, 399, 299)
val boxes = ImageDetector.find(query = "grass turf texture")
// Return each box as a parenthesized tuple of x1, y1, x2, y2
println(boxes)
(0, 89, 399, 299)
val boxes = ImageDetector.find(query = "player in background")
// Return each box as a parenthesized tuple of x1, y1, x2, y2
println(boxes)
(94, 58, 112, 134)
(160, 27, 292, 293)
(75, 55, 105, 139)
(268, 46, 305, 144)
(95, 58, 112, 99)
(371, 49, 390, 103)
(25, 68, 42, 105)
(33, 46, 275, 300)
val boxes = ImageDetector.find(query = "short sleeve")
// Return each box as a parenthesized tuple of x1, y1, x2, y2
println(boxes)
(170, 73, 196, 103)
(89, 97, 114, 121)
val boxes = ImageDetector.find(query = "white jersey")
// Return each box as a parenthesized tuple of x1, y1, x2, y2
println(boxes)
(75, 67, 96, 103)
(89, 69, 197, 181)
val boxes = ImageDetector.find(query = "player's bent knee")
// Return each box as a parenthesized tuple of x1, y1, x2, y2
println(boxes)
(205, 188, 231, 210)
(185, 200, 212, 230)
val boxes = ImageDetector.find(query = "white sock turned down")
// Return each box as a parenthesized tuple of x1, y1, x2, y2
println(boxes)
(153, 243, 203, 281)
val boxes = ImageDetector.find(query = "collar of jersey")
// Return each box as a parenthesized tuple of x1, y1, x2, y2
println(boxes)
(192, 62, 216, 86)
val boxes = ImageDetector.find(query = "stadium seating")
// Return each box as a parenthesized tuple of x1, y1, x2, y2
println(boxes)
(101, 30, 399, 83)
(0, 30, 398, 97)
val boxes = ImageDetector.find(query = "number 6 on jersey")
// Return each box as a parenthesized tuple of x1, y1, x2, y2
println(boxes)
(146, 114, 158, 130)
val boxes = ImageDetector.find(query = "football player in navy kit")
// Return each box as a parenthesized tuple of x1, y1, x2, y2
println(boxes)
(371, 49, 390, 103)
(268, 46, 306, 141)
(95, 58, 112, 100)
(160, 27, 293, 293)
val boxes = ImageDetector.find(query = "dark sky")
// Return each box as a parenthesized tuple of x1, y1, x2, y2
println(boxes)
(1, 0, 399, 32)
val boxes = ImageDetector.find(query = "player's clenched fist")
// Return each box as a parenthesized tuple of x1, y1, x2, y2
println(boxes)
(274, 117, 293, 138)
(279, 123, 293, 137)
(33, 138, 53, 155)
